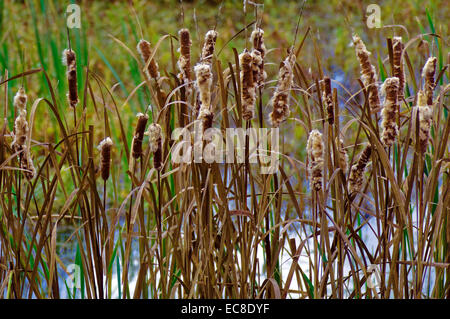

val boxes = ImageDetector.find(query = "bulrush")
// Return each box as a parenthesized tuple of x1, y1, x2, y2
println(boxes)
(322, 76, 334, 125)
(63, 49, 78, 108)
(98, 137, 113, 181)
(416, 91, 433, 153)
(137, 39, 160, 80)
(194, 62, 213, 119)
(146, 123, 163, 170)
(307, 130, 324, 191)
(240, 49, 256, 121)
(177, 28, 192, 96)
(269, 51, 296, 127)
(250, 28, 266, 87)
(201, 30, 218, 65)
(421, 56, 437, 106)
(353, 34, 380, 111)
(392, 37, 405, 99)
(380, 77, 400, 147)
(11, 88, 35, 180)
(131, 113, 149, 159)
(348, 144, 372, 195)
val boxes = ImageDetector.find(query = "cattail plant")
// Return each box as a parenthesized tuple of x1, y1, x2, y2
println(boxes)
(194, 63, 214, 131)
(62, 49, 78, 109)
(250, 28, 266, 88)
(11, 88, 35, 180)
(307, 130, 324, 191)
(380, 77, 400, 147)
(98, 137, 113, 181)
(322, 76, 334, 125)
(240, 49, 256, 121)
(146, 123, 163, 170)
(131, 113, 149, 159)
(137, 39, 160, 81)
(422, 56, 437, 106)
(416, 91, 433, 153)
(392, 37, 405, 99)
(177, 28, 192, 96)
(269, 50, 296, 127)
(353, 34, 380, 111)
(201, 30, 218, 65)
(348, 144, 372, 195)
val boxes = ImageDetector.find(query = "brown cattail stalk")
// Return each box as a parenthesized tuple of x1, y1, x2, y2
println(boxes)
(392, 37, 405, 99)
(240, 50, 256, 121)
(177, 28, 192, 96)
(98, 137, 113, 181)
(11, 88, 35, 180)
(146, 123, 163, 170)
(416, 91, 433, 153)
(421, 56, 437, 106)
(322, 76, 334, 125)
(137, 39, 160, 81)
(348, 144, 372, 195)
(353, 34, 380, 111)
(381, 77, 400, 147)
(307, 130, 324, 191)
(201, 30, 218, 65)
(250, 28, 266, 88)
(269, 51, 296, 127)
(131, 113, 149, 159)
(63, 49, 78, 109)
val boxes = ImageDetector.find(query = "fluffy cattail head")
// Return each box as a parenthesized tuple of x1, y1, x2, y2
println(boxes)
(392, 37, 405, 99)
(240, 50, 256, 121)
(307, 130, 324, 191)
(131, 113, 149, 159)
(198, 108, 214, 133)
(98, 137, 113, 181)
(353, 34, 380, 111)
(416, 91, 433, 153)
(63, 49, 78, 109)
(137, 39, 160, 80)
(201, 30, 218, 65)
(194, 63, 213, 114)
(269, 52, 296, 127)
(421, 56, 437, 106)
(14, 87, 27, 111)
(11, 88, 29, 152)
(177, 28, 192, 95)
(322, 76, 334, 125)
(348, 144, 372, 195)
(381, 77, 400, 147)
(146, 123, 163, 170)
(250, 28, 266, 87)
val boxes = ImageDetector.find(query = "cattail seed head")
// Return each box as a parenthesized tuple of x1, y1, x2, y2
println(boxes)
(201, 30, 218, 65)
(421, 56, 437, 106)
(269, 51, 296, 127)
(392, 37, 405, 99)
(177, 28, 192, 96)
(381, 77, 400, 147)
(250, 28, 266, 87)
(63, 49, 78, 109)
(416, 91, 433, 153)
(198, 108, 214, 133)
(240, 50, 256, 121)
(307, 130, 324, 191)
(353, 34, 380, 111)
(337, 138, 348, 173)
(146, 123, 163, 170)
(194, 63, 213, 114)
(137, 39, 160, 80)
(348, 144, 372, 195)
(131, 113, 149, 159)
(322, 76, 334, 125)
(98, 137, 113, 181)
